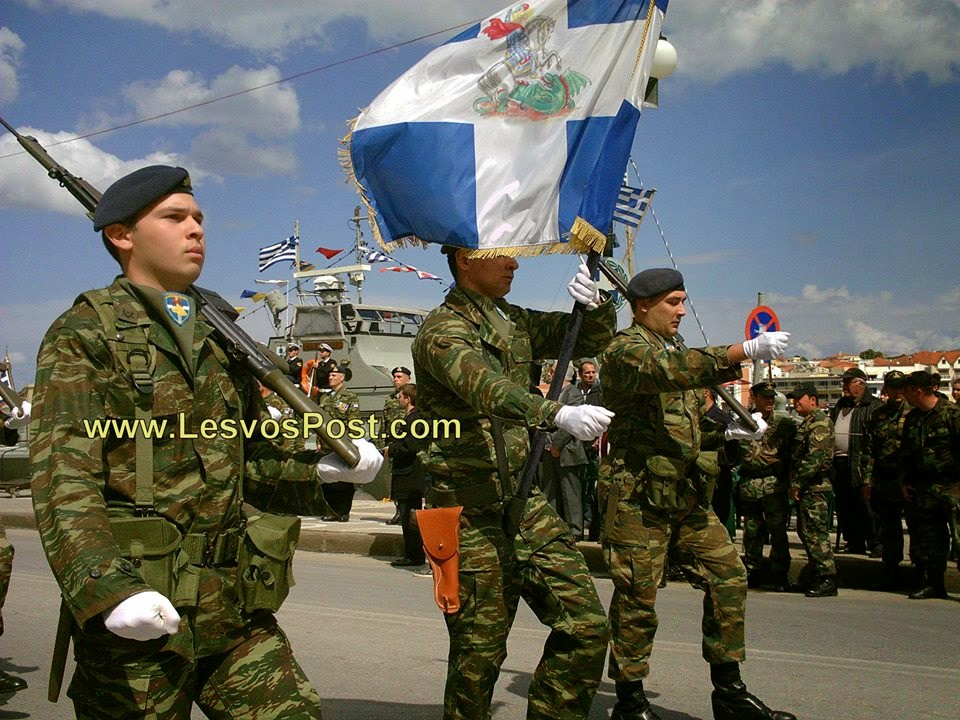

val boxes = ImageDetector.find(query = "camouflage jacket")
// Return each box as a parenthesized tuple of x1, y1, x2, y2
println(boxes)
(860, 399, 908, 488)
(381, 391, 404, 448)
(738, 410, 797, 497)
(900, 399, 960, 487)
(30, 278, 323, 660)
(316, 386, 361, 454)
(412, 284, 615, 507)
(598, 324, 740, 467)
(790, 408, 835, 493)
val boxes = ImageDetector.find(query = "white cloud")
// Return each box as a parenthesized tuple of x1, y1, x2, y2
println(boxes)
(121, 65, 300, 136)
(0, 127, 193, 215)
(0, 27, 25, 103)
(189, 128, 297, 176)
(666, 1, 960, 84)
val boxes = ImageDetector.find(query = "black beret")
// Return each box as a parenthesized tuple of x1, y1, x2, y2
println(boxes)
(786, 383, 818, 399)
(93, 165, 193, 231)
(391, 366, 412, 377)
(327, 361, 352, 382)
(751, 381, 777, 397)
(627, 268, 684, 300)
(841, 368, 867, 381)
(903, 370, 934, 389)
(883, 370, 906, 388)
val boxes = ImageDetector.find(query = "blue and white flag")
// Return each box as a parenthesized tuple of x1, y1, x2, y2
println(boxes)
(258, 236, 298, 272)
(613, 185, 655, 228)
(347, 0, 669, 256)
(363, 248, 393, 263)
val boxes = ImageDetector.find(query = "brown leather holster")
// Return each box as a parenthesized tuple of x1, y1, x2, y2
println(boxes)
(416, 506, 463, 614)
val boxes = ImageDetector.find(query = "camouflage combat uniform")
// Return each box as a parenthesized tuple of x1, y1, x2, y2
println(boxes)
(0, 426, 18, 638)
(861, 398, 910, 570)
(790, 408, 837, 579)
(381, 391, 405, 447)
(31, 278, 325, 718)
(412, 284, 614, 720)
(597, 325, 744, 682)
(317, 385, 361, 518)
(899, 399, 960, 578)
(737, 411, 796, 583)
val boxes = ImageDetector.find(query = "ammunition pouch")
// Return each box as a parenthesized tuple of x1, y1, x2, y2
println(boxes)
(642, 455, 689, 511)
(236, 503, 300, 613)
(109, 516, 183, 603)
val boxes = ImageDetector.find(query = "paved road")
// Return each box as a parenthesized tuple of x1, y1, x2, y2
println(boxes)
(0, 529, 957, 719)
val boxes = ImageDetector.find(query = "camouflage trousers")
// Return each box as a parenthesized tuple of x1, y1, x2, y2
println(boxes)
(796, 490, 836, 578)
(443, 489, 609, 720)
(602, 501, 747, 681)
(0, 520, 11, 637)
(69, 618, 322, 719)
(740, 493, 791, 579)
(903, 483, 960, 575)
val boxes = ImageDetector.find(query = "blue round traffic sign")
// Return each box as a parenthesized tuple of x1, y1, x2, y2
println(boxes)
(745, 305, 780, 340)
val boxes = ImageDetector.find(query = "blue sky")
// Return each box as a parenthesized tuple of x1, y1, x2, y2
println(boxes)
(2, 1, 959, 387)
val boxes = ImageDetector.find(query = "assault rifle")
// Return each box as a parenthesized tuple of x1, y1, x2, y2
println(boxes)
(0, 115, 360, 466)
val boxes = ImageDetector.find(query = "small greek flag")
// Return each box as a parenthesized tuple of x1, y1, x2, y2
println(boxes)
(364, 248, 393, 263)
(613, 186, 655, 228)
(258, 236, 298, 272)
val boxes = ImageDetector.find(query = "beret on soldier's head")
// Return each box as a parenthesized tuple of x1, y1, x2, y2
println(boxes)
(392, 366, 412, 377)
(93, 165, 193, 231)
(904, 370, 934, 389)
(883, 370, 906, 388)
(751, 381, 777, 398)
(786, 383, 818, 399)
(327, 360, 352, 381)
(627, 268, 684, 300)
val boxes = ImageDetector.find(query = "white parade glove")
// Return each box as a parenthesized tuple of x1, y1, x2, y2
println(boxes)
(102, 590, 181, 641)
(724, 412, 769, 441)
(4, 400, 31, 429)
(316, 438, 383, 485)
(266, 405, 283, 421)
(554, 404, 614, 442)
(742, 331, 790, 360)
(566, 261, 601, 310)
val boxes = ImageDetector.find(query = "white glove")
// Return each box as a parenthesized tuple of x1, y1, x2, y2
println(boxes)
(742, 332, 790, 361)
(554, 404, 614, 442)
(724, 412, 769, 441)
(102, 590, 181, 641)
(4, 400, 31, 429)
(566, 261, 601, 310)
(266, 405, 283, 421)
(316, 438, 383, 485)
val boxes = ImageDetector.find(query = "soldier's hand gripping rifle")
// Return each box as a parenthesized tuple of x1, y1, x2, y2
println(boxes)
(0, 115, 360, 466)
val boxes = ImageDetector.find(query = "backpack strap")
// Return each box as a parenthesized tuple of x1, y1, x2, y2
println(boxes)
(78, 288, 158, 513)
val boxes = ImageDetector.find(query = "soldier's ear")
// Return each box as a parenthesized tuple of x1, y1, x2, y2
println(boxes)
(103, 222, 134, 254)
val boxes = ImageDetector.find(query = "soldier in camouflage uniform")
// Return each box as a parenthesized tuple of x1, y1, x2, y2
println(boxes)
(382, 366, 412, 525)
(317, 361, 362, 522)
(30, 166, 382, 719)
(413, 247, 616, 720)
(899, 370, 960, 599)
(737, 382, 796, 592)
(598, 268, 795, 720)
(860, 370, 910, 590)
(787, 383, 838, 598)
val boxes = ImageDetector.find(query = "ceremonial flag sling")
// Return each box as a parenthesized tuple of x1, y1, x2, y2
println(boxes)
(344, 0, 669, 257)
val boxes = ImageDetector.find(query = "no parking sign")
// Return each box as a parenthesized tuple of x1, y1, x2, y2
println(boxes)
(745, 305, 780, 340)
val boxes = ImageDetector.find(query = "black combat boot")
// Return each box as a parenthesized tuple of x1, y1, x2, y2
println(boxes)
(804, 574, 838, 597)
(0, 670, 26, 694)
(611, 680, 662, 720)
(909, 569, 948, 599)
(710, 663, 796, 720)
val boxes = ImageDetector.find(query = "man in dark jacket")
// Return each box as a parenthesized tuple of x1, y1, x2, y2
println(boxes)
(387, 383, 426, 567)
(830, 368, 882, 555)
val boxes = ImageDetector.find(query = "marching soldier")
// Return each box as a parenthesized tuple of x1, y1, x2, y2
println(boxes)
(598, 268, 795, 720)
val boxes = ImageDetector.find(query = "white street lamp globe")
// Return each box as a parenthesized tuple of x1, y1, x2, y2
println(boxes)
(650, 38, 678, 79)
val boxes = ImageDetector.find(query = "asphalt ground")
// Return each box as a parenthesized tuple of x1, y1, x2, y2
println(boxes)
(2, 492, 958, 594)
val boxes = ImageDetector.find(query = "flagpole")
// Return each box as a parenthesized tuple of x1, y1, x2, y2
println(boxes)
(503, 250, 602, 537)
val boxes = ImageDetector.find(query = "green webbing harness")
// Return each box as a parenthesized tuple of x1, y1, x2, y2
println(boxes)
(79, 289, 158, 511)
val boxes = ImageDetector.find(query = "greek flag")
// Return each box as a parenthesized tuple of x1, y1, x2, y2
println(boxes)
(613, 185, 655, 228)
(364, 248, 393, 263)
(258, 236, 298, 272)
(347, 0, 669, 256)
